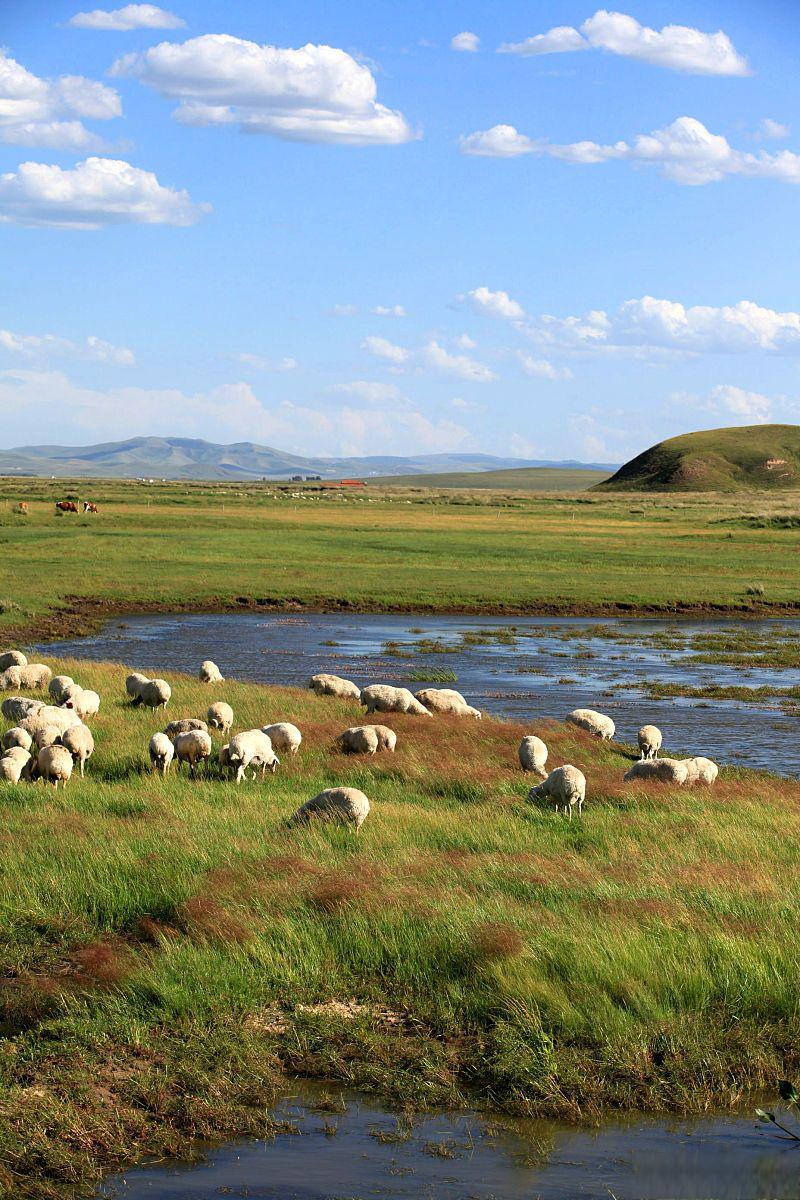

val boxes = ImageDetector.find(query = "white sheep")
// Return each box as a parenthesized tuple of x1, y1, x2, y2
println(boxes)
(64, 689, 100, 720)
(308, 673, 362, 702)
(414, 688, 481, 719)
(0, 747, 31, 784)
(288, 786, 370, 833)
(35, 744, 74, 788)
(207, 702, 234, 735)
(21, 705, 82, 738)
(61, 725, 94, 777)
(2, 696, 42, 723)
(149, 731, 175, 776)
(33, 725, 62, 751)
(139, 679, 171, 710)
(173, 729, 213, 777)
(638, 725, 663, 760)
(336, 726, 380, 755)
(361, 684, 431, 717)
(164, 718, 208, 742)
(624, 758, 689, 785)
(19, 664, 52, 690)
(566, 708, 615, 740)
(58, 681, 83, 704)
(261, 722, 301, 755)
(226, 729, 279, 783)
(2, 727, 32, 752)
(683, 756, 719, 785)
(0, 651, 26, 671)
(199, 660, 224, 683)
(370, 725, 397, 752)
(0, 667, 23, 691)
(126, 672, 148, 703)
(518, 735, 548, 778)
(528, 764, 587, 819)
(48, 675, 75, 704)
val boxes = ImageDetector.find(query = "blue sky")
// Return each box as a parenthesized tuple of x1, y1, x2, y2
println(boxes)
(1, 0, 800, 463)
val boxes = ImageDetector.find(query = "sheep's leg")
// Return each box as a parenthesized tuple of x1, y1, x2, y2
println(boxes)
(80, 759, 85, 777)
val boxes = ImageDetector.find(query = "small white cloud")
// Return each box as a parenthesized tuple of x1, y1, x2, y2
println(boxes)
(0, 47, 121, 151)
(373, 304, 406, 317)
(362, 335, 410, 365)
(331, 304, 358, 317)
(517, 352, 571, 380)
(234, 353, 297, 372)
(69, 4, 184, 29)
(499, 26, 588, 57)
(459, 124, 537, 158)
(451, 31, 480, 52)
(423, 340, 495, 382)
(0, 328, 134, 365)
(710, 383, 772, 421)
(454, 333, 476, 349)
(759, 118, 790, 141)
(465, 285, 525, 321)
(330, 380, 402, 403)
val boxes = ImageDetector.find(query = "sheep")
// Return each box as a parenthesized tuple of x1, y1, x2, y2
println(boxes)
(49, 675, 75, 704)
(33, 725, 62, 751)
(199, 660, 224, 683)
(226, 730, 279, 783)
(261, 722, 301, 755)
(308, 673, 362, 702)
(0, 748, 31, 784)
(0, 651, 26, 671)
(58, 681, 83, 704)
(518, 735, 548, 778)
(288, 787, 370, 833)
(19, 663, 52, 690)
(361, 684, 431, 717)
(370, 725, 397, 752)
(139, 679, 171, 710)
(173, 729, 213, 777)
(638, 725, 663, 760)
(126, 672, 148, 704)
(219, 743, 231, 774)
(64, 689, 100, 720)
(149, 731, 175, 776)
(623, 758, 689, 785)
(335, 726, 380, 755)
(207, 702, 234, 735)
(0, 667, 22, 691)
(2, 696, 42, 723)
(683, 756, 719, 785)
(164, 718, 208, 742)
(61, 725, 94, 777)
(566, 708, 616, 740)
(528, 764, 587, 819)
(21, 705, 82, 738)
(414, 688, 482, 719)
(35, 744, 74, 788)
(2, 727, 32, 752)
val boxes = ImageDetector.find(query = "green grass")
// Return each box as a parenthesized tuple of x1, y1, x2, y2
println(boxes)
(369, 466, 610, 490)
(2, 657, 800, 1195)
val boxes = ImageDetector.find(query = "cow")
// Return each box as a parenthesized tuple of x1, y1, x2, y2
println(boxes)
(83, 502, 98, 513)
(55, 501, 78, 513)
(17, 503, 27, 515)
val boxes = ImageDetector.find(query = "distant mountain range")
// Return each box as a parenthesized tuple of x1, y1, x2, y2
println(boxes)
(0, 437, 618, 481)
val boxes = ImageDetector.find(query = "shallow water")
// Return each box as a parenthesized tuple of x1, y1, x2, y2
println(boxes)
(96, 1082, 800, 1199)
(39, 612, 800, 776)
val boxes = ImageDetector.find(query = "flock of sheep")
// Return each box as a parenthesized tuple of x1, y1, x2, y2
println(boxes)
(0, 651, 720, 828)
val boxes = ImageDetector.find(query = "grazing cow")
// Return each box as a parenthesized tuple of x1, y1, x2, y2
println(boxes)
(17, 503, 27, 515)
(83, 502, 98, 513)
(55, 501, 78, 513)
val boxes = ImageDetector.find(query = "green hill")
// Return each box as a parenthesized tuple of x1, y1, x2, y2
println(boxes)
(596, 424, 800, 492)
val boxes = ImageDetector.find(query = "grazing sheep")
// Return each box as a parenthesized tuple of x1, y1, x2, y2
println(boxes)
(173, 729, 213, 777)
(414, 688, 481, 719)
(0, 667, 22, 691)
(139, 679, 171, 710)
(64, 689, 100, 719)
(624, 758, 689, 785)
(207, 702, 234, 735)
(528, 764, 587, 819)
(2, 696, 43, 723)
(0, 748, 31, 784)
(566, 708, 616, 740)
(518, 735, 548, 778)
(149, 731, 175, 776)
(219, 743, 231, 774)
(262, 722, 301, 755)
(2, 727, 32, 752)
(61, 725, 94, 777)
(126, 672, 148, 704)
(164, 717, 208, 742)
(199, 660, 224, 683)
(335, 726, 380, 755)
(33, 725, 62, 751)
(49, 675, 75, 704)
(361, 684, 431, 717)
(288, 787, 370, 833)
(19, 663, 52, 690)
(59, 681, 84, 704)
(226, 730, 279, 783)
(35, 744, 74, 788)
(0, 651, 26, 671)
(21, 705, 82, 738)
(308, 673, 362, 702)
(370, 725, 397, 752)
(638, 725, 663, 760)
(683, 756, 719, 785)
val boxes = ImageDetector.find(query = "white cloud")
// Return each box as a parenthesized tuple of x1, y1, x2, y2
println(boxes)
(423, 340, 495, 382)
(465, 285, 525, 321)
(454, 334, 476, 350)
(459, 124, 537, 158)
(461, 116, 800, 185)
(671, 384, 775, 424)
(331, 303, 358, 317)
(499, 10, 748, 76)
(517, 352, 571, 380)
(0, 328, 134, 365)
(329, 380, 402, 403)
(362, 335, 410, 365)
(451, 31, 480, 53)
(373, 304, 406, 317)
(69, 4, 184, 29)
(0, 47, 121, 151)
(759, 118, 790, 141)
(0, 156, 209, 229)
(111, 33, 415, 146)
(233, 353, 298, 372)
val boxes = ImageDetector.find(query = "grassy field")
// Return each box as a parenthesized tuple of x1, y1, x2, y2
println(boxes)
(369, 466, 610, 489)
(1, 477, 800, 644)
(2, 657, 800, 1196)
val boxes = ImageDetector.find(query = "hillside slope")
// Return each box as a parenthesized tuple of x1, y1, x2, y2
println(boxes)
(596, 424, 800, 491)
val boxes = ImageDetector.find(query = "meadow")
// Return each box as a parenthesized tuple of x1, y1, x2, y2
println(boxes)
(1, 657, 800, 1197)
(1, 477, 799, 644)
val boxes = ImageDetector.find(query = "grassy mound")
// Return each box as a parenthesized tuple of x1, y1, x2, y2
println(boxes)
(596, 424, 800, 492)
(0, 658, 799, 1196)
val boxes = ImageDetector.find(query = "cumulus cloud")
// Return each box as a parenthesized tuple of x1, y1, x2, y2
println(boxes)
(0, 47, 121, 151)
(464, 286, 525, 321)
(69, 4, 184, 29)
(111, 33, 415, 145)
(460, 116, 800, 185)
(516, 352, 571, 380)
(423, 340, 495, 382)
(759, 118, 790, 141)
(330, 380, 402, 403)
(0, 156, 209, 229)
(451, 31, 480, 52)
(671, 384, 776, 424)
(454, 334, 476, 349)
(373, 304, 406, 317)
(0, 328, 134, 365)
(361, 335, 410, 365)
(499, 10, 748, 76)
(233, 353, 298, 372)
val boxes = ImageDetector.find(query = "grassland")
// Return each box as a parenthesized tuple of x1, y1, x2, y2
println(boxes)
(369, 466, 610, 490)
(1, 477, 800, 645)
(2, 657, 800, 1196)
